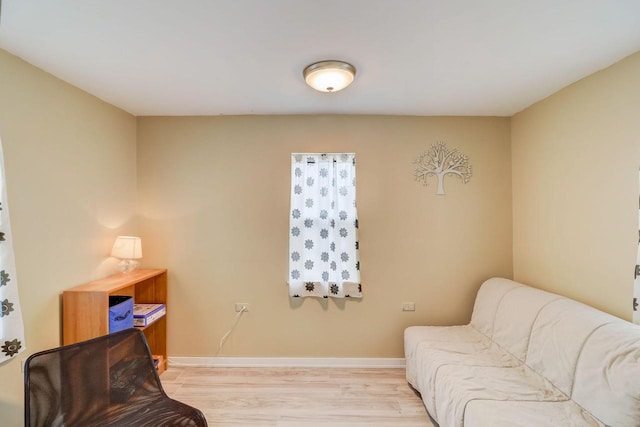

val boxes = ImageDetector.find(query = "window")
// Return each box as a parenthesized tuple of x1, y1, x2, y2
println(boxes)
(288, 153, 361, 298)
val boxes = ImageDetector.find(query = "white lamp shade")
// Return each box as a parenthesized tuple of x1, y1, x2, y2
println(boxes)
(111, 236, 142, 259)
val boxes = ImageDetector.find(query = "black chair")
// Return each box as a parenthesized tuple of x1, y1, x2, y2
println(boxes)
(24, 328, 207, 427)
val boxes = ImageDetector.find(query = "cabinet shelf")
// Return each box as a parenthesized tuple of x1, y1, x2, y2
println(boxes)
(135, 321, 162, 331)
(62, 268, 168, 373)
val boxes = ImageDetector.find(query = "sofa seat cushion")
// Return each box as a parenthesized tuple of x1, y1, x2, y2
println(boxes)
(405, 278, 524, 389)
(463, 400, 604, 427)
(435, 365, 567, 427)
(415, 344, 520, 421)
(404, 325, 488, 387)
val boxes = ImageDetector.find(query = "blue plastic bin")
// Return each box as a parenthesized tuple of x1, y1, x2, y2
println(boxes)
(109, 296, 134, 333)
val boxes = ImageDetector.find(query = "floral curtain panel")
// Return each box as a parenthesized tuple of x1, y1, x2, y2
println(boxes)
(0, 138, 25, 363)
(288, 153, 361, 298)
(634, 169, 640, 325)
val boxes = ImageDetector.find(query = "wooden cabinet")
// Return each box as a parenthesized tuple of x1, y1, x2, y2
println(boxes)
(62, 268, 168, 373)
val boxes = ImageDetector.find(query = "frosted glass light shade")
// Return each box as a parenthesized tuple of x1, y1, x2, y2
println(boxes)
(303, 60, 356, 92)
(111, 236, 142, 273)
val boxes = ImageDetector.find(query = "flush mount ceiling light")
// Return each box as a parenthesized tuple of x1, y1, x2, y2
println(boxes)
(303, 60, 356, 93)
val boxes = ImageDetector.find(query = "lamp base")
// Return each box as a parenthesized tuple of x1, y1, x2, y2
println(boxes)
(119, 259, 139, 274)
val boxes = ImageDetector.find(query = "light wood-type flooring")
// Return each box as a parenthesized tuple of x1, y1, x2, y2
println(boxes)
(161, 367, 436, 426)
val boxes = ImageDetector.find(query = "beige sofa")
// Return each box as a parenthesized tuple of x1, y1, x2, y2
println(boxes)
(404, 277, 640, 427)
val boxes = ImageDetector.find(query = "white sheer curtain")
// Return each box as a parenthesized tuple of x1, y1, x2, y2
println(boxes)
(0, 137, 25, 363)
(634, 169, 639, 325)
(288, 153, 361, 298)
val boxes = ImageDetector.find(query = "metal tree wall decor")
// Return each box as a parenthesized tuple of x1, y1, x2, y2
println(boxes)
(414, 141, 472, 195)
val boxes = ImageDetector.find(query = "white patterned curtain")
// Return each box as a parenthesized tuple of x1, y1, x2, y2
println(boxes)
(634, 169, 640, 325)
(288, 153, 361, 298)
(0, 137, 25, 363)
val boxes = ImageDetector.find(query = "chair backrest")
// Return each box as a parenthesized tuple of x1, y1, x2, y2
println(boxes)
(24, 328, 164, 427)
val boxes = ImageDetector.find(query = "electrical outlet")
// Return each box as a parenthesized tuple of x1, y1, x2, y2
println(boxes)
(235, 303, 249, 312)
(402, 302, 416, 312)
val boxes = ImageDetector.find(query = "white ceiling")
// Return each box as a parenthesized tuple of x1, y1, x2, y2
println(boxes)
(1, 1, 639, 117)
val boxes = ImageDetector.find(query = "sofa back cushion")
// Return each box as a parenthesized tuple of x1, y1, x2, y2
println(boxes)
(571, 321, 640, 427)
(525, 298, 618, 395)
(491, 286, 563, 361)
(470, 278, 523, 338)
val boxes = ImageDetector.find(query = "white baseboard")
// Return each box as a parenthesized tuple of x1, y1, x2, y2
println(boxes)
(168, 357, 405, 369)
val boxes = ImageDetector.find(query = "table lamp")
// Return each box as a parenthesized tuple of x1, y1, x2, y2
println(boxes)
(111, 236, 142, 273)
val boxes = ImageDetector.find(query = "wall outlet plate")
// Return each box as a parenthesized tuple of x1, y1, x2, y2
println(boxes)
(402, 302, 416, 312)
(235, 303, 249, 312)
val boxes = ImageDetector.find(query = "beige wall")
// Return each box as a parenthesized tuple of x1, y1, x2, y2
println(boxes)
(137, 115, 513, 358)
(0, 49, 137, 424)
(512, 52, 640, 319)
(5, 38, 636, 425)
